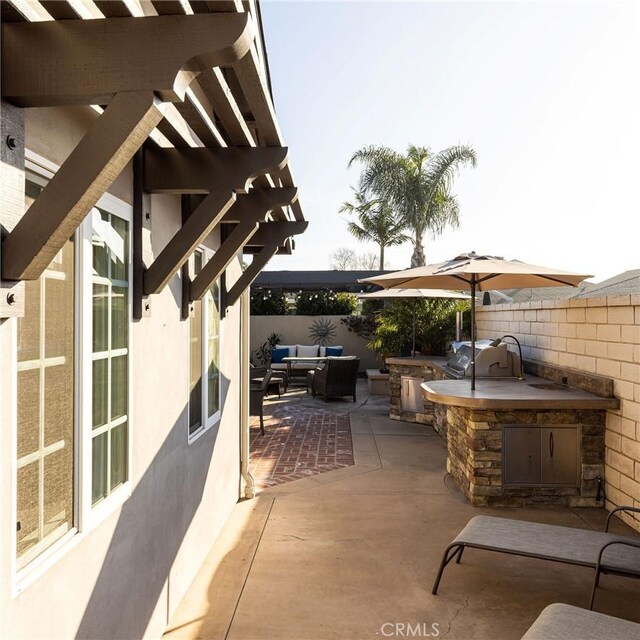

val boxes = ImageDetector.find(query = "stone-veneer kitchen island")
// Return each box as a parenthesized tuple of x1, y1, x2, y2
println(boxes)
(422, 377, 618, 507)
(386, 356, 619, 508)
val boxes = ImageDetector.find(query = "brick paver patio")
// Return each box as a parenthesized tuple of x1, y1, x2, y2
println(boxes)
(250, 404, 354, 488)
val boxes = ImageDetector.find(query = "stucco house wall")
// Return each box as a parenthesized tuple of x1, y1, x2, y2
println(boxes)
(0, 106, 244, 638)
(476, 295, 640, 531)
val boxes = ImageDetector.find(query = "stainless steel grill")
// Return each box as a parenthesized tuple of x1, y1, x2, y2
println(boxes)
(444, 340, 522, 379)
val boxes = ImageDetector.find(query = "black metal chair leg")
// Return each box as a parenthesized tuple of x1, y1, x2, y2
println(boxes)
(589, 568, 601, 610)
(260, 413, 265, 436)
(455, 546, 464, 564)
(432, 544, 463, 595)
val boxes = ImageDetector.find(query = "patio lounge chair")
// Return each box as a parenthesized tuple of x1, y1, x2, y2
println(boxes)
(250, 370, 273, 435)
(310, 357, 360, 402)
(521, 604, 640, 640)
(432, 507, 640, 609)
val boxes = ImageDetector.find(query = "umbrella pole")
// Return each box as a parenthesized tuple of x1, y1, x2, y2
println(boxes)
(471, 278, 476, 391)
(412, 298, 416, 356)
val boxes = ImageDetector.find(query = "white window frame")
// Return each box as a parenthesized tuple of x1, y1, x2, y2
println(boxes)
(78, 194, 134, 528)
(12, 151, 133, 593)
(188, 247, 222, 444)
(13, 153, 80, 591)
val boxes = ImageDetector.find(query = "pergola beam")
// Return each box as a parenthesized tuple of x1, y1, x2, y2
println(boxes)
(143, 189, 236, 295)
(1, 13, 254, 106)
(2, 90, 163, 281)
(143, 146, 288, 193)
(197, 68, 255, 146)
(188, 188, 298, 301)
(225, 221, 308, 307)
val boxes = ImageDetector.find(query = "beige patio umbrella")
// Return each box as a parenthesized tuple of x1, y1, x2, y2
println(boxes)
(358, 289, 471, 356)
(361, 252, 592, 390)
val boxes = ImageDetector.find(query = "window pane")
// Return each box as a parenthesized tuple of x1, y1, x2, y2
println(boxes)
(189, 301, 202, 434)
(110, 422, 127, 491)
(110, 355, 128, 421)
(44, 364, 73, 448)
(111, 286, 127, 350)
(16, 462, 39, 559)
(110, 216, 129, 282)
(92, 210, 110, 278)
(92, 284, 109, 353)
(92, 433, 108, 505)
(17, 369, 40, 459)
(44, 245, 74, 359)
(206, 284, 220, 419)
(91, 211, 130, 502)
(92, 359, 108, 429)
(43, 447, 73, 539)
(17, 280, 40, 362)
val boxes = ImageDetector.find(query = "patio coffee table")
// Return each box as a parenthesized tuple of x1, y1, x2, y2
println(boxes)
(282, 356, 327, 382)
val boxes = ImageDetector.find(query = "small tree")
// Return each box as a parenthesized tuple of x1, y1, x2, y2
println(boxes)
(358, 252, 379, 270)
(254, 332, 282, 365)
(329, 248, 358, 270)
(369, 298, 468, 357)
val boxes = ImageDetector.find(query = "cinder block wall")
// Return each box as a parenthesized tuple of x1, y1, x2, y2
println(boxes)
(476, 295, 640, 530)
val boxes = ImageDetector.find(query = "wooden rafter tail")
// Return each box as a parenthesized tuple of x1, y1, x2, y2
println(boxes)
(143, 146, 289, 194)
(1, 91, 163, 282)
(225, 220, 308, 307)
(1, 13, 255, 106)
(188, 188, 299, 302)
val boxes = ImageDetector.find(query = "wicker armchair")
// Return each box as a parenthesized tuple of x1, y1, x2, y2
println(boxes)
(250, 363, 288, 395)
(310, 357, 360, 402)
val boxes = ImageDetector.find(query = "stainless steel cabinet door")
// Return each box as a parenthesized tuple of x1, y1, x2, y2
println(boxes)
(401, 377, 424, 413)
(503, 427, 541, 484)
(540, 427, 579, 485)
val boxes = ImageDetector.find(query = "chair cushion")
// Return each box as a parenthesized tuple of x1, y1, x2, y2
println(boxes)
(521, 604, 640, 640)
(270, 347, 289, 363)
(325, 346, 343, 356)
(277, 344, 296, 357)
(270, 363, 288, 370)
(296, 344, 319, 357)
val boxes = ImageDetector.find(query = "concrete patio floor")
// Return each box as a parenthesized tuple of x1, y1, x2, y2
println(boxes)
(164, 381, 639, 640)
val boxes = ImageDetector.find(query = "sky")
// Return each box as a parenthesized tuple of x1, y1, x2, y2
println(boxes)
(259, 0, 639, 282)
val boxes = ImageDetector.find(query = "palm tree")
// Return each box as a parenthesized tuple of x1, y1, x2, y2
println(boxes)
(349, 144, 477, 267)
(339, 188, 409, 270)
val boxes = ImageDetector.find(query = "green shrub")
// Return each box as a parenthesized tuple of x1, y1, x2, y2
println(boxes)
(295, 291, 357, 315)
(251, 291, 288, 315)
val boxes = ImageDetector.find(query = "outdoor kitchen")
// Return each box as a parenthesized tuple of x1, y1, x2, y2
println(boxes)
(387, 340, 618, 507)
(367, 253, 621, 509)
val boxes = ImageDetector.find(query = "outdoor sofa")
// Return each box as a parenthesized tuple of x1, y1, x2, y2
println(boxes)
(433, 507, 640, 610)
(270, 344, 344, 379)
(521, 603, 640, 640)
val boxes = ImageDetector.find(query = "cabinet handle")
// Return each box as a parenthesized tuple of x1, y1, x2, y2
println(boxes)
(549, 432, 554, 459)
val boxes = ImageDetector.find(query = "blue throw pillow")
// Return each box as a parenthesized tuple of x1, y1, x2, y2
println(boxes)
(270, 347, 288, 364)
(325, 346, 343, 357)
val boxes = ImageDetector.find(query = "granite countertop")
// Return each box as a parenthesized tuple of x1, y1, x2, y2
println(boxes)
(421, 376, 619, 410)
